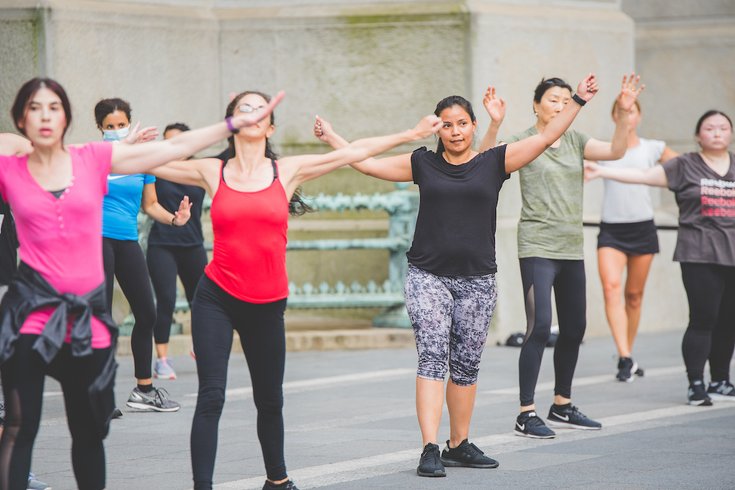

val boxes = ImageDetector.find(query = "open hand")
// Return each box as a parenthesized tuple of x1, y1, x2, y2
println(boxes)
(616, 73, 645, 114)
(483, 86, 506, 123)
(172, 195, 193, 226)
(583, 160, 602, 182)
(124, 122, 159, 144)
(231, 91, 285, 130)
(576, 73, 599, 102)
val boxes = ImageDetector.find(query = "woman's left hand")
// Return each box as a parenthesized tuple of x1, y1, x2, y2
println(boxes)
(172, 195, 192, 226)
(123, 122, 160, 144)
(483, 86, 506, 124)
(616, 73, 645, 113)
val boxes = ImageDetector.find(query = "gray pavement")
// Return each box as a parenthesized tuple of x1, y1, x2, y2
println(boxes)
(31, 329, 735, 489)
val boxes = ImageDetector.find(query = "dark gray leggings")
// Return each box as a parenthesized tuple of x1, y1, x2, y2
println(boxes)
(404, 264, 497, 386)
(518, 257, 587, 406)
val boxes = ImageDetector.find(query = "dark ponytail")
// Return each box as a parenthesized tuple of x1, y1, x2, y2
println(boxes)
(225, 91, 312, 216)
(433, 95, 476, 153)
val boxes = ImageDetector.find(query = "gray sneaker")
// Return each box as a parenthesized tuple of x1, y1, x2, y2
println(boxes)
(27, 472, 51, 490)
(154, 358, 177, 380)
(126, 386, 180, 412)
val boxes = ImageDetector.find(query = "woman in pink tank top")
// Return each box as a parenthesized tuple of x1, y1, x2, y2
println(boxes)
(0, 77, 282, 490)
(151, 90, 441, 490)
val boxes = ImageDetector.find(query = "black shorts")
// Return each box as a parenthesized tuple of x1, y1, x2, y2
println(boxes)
(597, 219, 659, 255)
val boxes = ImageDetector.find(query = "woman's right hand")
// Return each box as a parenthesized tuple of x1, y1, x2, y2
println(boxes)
(576, 73, 599, 102)
(583, 160, 602, 182)
(413, 115, 442, 139)
(313, 115, 336, 144)
(483, 86, 506, 124)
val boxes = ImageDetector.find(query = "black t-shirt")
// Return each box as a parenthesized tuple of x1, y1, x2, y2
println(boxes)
(406, 145, 509, 276)
(147, 179, 206, 247)
(0, 197, 18, 285)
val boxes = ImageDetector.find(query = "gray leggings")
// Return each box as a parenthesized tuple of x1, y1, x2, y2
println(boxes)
(405, 264, 497, 386)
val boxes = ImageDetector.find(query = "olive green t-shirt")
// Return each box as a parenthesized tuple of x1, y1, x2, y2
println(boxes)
(505, 127, 590, 259)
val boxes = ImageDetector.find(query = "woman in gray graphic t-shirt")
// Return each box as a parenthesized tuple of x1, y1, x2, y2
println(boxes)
(595, 99, 678, 383)
(586, 109, 735, 407)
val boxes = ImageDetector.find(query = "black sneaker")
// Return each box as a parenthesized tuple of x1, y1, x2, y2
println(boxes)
(440, 439, 499, 468)
(417, 443, 446, 477)
(634, 367, 645, 377)
(706, 380, 735, 402)
(616, 357, 638, 382)
(514, 411, 555, 439)
(687, 380, 713, 406)
(263, 479, 299, 489)
(547, 404, 602, 430)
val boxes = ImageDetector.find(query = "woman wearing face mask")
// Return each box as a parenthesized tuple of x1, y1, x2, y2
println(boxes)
(313, 75, 598, 478)
(594, 100, 678, 382)
(0, 76, 281, 490)
(150, 90, 442, 490)
(146, 123, 207, 379)
(480, 74, 643, 439)
(94, 98, 191, 412)
(585, 110, 735, 406)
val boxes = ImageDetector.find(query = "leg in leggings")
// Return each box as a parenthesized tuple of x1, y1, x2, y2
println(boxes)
(235, 297, 287, 482)
(0, 335, 108, 490)
(707, 266, 735, 383)
(190, 276, 235, 490)
(110, 239, 157, 380)
(102, 238, 116, 315)
(175, 245, 208, 304)
(551, 260, 587, 400)
(680, 262, 725, 382)
(518, 257, 558, 407)
(0, 336, 45, 490)
(147, 245, 179, 346)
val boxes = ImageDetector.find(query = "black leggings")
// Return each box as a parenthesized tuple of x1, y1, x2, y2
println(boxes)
(680, 262, 735, 383)
(146, 244, 207, 345)
(518, 257, 587, 406)
(190, 275, 288, 488)
(103, 237, 156, 380)
(0, 335, 110, 490)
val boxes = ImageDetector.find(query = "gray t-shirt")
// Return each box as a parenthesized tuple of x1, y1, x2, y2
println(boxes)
(600, 138, 665, 223)
(506, 127, 589, 259)
(663, 151, 735, 265)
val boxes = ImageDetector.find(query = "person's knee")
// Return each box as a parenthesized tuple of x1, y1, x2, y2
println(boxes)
(253, 390, 283, 415)
(196, 386, 226, 416)
(449, 358, 480, 386)
(602, 278, 623, 301)
(558, 323, 586, 346)
(624, 289, 644, 309)
(417, 351, 449, 381)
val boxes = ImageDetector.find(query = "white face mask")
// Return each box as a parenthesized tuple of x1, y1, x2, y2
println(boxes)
(102, 126, 130, 142)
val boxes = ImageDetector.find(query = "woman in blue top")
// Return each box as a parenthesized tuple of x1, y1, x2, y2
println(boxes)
(95, 98, 191, 412)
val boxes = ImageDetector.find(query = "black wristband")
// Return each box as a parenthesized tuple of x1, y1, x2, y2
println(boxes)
(572, 94, 587, 106)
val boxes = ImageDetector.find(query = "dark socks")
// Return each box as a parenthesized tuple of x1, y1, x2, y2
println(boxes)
(138, 383, 155, 393)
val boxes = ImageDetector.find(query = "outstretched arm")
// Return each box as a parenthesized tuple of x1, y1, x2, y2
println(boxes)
(141, 183, 192, 227)
(0, 133, 33, 156)
(584, 160, 668, 187)
(504, 73, 598, 174)
(584, 74, 644, 161)
(479, 85, 506, 152)
(313, 116, 413, 182)
(110, 91, 285, 174)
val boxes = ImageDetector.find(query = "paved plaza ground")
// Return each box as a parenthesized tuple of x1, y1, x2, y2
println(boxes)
(31, 329, 735, 489)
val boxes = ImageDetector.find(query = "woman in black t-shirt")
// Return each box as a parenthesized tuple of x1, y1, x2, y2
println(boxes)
(146, 123, 208, 380)
(314, 75, 598, 478)
(585, 109, 735, 406)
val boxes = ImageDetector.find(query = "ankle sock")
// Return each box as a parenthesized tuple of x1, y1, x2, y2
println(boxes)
(138, 384, 155, 393)
(552, 402, 571, 410)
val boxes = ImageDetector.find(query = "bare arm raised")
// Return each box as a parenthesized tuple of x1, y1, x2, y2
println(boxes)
(110, 91, 285, 174)
(584, 160, 668, 187)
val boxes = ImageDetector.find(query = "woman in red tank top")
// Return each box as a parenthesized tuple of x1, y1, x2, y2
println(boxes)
(152, 91, 441, 490)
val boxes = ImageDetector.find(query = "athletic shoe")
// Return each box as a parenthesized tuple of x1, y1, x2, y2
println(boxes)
(416, 442, 446, 477)
(111, 408, 123, 419)
(440, 439, 499, 468)
(616, 357, 639, 383)
(547, 404, 602, 430)
(634, 367, 645, 377)
(262, 479, 299, 489)
(707, 380, 735, 401)
(514, 411, 555, 439)
(27, 473, 51, 490)
(687, 380, 713, 406)
(154, 358, 177, 380)
(126, 386, 180, 412)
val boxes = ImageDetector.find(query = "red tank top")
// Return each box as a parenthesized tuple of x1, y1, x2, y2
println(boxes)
(204, 160, 290, 303)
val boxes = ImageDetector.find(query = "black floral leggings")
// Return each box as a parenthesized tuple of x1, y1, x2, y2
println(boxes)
(404, 264, 497, 386)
